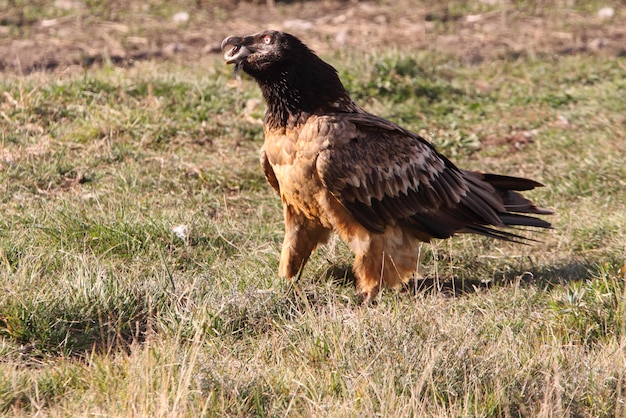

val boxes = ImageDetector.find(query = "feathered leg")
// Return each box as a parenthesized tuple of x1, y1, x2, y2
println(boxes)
(278, 203, 332, 279)
(350, 225, 421, 302)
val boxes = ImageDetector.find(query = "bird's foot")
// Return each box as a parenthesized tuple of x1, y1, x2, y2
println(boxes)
(357, 287, 380, 304)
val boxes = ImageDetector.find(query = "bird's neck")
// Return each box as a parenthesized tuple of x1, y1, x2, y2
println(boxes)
(253, 60, 359, 131)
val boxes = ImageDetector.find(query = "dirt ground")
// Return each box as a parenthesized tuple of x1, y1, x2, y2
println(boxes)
(0, 1, 624, 73)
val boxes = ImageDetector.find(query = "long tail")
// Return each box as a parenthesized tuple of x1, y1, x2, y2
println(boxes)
(461, 172, 553, 242)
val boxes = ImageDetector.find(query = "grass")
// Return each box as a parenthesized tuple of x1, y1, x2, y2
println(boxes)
(1, 2, 626, 416)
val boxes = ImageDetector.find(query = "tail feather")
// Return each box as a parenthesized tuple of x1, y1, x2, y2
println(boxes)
(500, 190, 554, 215)
(480, 173, 544, 191)
(459, 170, 553, 242)
(477, 171, 554, 217)
(460, 224, 537, 244)
(497, 212, 553, 229)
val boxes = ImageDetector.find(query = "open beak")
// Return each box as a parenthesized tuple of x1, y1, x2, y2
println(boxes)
(221, 36, 254, 65)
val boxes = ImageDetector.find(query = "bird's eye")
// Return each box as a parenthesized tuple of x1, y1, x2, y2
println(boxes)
(263, 35, 272, 44)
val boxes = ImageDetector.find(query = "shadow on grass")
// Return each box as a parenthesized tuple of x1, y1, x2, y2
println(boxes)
(0, 292, 162, 363)
(321, 259, 600, 298)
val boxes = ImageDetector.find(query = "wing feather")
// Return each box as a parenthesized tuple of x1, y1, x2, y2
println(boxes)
(314, 112, 550, 240)
(316, 113, 468, 234)
(260, 146, 280, 193)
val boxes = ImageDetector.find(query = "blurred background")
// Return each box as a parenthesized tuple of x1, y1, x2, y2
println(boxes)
(1, 0, 624, 73)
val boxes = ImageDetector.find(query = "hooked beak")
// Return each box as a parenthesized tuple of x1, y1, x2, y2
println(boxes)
(221, 36, 254, 65)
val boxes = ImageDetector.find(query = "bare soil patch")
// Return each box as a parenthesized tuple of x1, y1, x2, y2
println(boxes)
(0, 1, 624, 73)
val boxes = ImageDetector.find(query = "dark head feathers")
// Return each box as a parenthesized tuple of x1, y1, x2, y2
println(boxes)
(222, 30, 360, 128)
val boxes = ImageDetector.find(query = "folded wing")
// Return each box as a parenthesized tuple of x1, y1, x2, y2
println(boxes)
(316, 113, 552, 242)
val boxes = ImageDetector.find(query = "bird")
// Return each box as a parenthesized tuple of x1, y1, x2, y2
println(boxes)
(221, 30, 552, 301)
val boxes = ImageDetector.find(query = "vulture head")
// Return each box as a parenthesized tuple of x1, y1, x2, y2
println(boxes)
(221, 30, 313, 79)
(220, 30, 354, 125)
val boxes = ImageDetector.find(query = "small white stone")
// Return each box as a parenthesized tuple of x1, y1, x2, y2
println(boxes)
(172, 11, 190, 24)
(597, 7, 614, 19)
(41, 19, 58, 28)
(172, 224, 189, 241)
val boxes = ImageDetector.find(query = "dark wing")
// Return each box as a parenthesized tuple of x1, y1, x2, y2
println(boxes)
(315, 113, 549, 241)
(260, 146, 280, 194)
